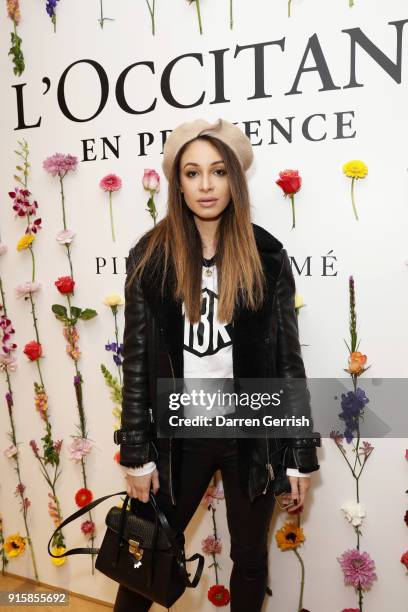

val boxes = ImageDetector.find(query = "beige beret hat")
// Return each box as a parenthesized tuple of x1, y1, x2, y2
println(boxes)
(161, 117, 254, 181)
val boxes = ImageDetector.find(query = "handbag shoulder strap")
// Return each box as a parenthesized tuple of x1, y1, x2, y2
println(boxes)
(148, 493, 204, 588)
(47, 490, 127, 558)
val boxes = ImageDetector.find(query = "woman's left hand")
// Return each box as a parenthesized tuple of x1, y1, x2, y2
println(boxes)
(284, 476, 311, 513)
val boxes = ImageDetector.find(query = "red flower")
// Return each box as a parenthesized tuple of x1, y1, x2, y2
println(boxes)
(207, 585, 230, 607)
(23, 341, 42, 361)
(341, 609, 360, 612)
(276, 169, 302, 196)
(113, 450, 120, 463)
(401, 551, 408, 570)
(75, 488, 93, 508)
(55, 276, 75, 295)
(81, 520, 96, 536)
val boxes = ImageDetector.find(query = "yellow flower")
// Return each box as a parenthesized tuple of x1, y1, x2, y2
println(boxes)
(103, 293, 125, 307)
(17, 234, 35, 251)
(342, 160, 368, 179)
(4, 533, 27, 558)
(275, 521, 305, 551)
(295, 294, 304, 310)
(50, 546, 67, 566)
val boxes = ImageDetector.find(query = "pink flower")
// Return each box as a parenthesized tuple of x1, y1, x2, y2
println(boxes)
(100, 173, 122, 192)
(337, 549, 377, 590)
(67, 437, 94, 462)
(81, 520, 96, 537)
(43, 153, 78, 177)
(29, 440, 40, 457)
(3, 444, 18, 458)
(201, 479, 224, 507)
(0, 243, 8, 256)
(359, 441, 374, 458)
(15, 281, 42, 299)
(0, 354, 18, 372)
(56, 229, 75, 244)
(142, 169, 160, 193)
(201, 535, 222, 554)
(405, 449, 408, 461)
(401, 551, 408, 570)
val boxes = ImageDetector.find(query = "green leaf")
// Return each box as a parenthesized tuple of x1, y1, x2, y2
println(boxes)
(70, 306, 82, 318)
(79, 308, 98, 320)
(52, 304, 68, 318)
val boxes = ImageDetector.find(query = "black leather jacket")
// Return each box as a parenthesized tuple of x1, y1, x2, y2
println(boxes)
(114, 223, 321, 504)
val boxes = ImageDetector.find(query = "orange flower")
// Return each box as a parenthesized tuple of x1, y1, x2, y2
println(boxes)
(275, 521, 305, 551)
(346, 351, 367, 375)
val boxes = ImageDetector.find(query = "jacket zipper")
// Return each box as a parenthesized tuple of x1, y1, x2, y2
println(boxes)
(159, 326, 176, 506)
(261, 259, 285, 496)
(263, 431, 275, 494)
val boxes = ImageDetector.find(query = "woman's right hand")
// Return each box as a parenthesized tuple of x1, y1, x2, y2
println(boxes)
(125, 469, 160, 503)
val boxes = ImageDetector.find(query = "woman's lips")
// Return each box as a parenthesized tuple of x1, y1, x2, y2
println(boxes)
(198, 198, 218, 207)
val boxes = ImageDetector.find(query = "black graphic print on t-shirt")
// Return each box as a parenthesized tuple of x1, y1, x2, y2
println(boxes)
(183, 287, 233, 358)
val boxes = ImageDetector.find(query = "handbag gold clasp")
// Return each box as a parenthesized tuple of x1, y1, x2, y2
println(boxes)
(128, 539, 144, 561)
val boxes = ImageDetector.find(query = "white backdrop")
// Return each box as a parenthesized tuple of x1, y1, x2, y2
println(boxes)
(0, 1, 408, 610)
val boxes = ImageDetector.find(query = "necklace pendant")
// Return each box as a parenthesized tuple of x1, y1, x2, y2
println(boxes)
(204, 268, 213, 277)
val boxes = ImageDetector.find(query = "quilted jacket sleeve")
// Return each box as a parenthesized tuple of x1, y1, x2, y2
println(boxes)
(275, 249, 321, 473)
(115, 247, 158, 468)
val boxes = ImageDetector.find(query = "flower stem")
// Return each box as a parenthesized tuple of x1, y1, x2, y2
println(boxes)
(349, 0, 354, 7)
(109, 192, 115, 241)
(195, 0, 203, 35)
(145, 0, 156, 35)
(113, 310, 122, 386)
(229, 0, 233, 29)
(288, 0, 292, 17)
(59, 176, 67, 230)
(351, 178, 359, 221)
(65, 244, 74, 287)
(290, 194, 296, 229)
(293, 548, 305, 610)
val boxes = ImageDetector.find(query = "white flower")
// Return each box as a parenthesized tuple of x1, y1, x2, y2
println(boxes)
(3, 444, 18, 458)
(0, 243, 8, 256)
(15, 281, 42, 299)
(103, 293, 125, 307)
(56, 229, 75, 245)
(341, 501, 366, 526)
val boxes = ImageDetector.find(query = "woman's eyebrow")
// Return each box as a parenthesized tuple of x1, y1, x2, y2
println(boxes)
(183, 160, 224, 169)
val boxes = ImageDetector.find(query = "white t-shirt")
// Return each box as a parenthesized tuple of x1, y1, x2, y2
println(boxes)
(124, 261, 309, 479)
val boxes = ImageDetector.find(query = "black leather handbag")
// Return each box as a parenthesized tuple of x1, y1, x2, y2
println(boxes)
(47, 490, 204, 608)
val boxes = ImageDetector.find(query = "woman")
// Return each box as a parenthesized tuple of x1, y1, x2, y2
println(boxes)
(113, 118, 321, 611)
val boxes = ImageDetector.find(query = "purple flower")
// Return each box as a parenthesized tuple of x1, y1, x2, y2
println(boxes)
(105, 341, 123, 366)
(46, 0, 59, 18)
(339, 388, 369, 443)
(6, 392, 13, 409)
(43, 153, 78, 177)
(8, 187, 38, 217)
(73, 374, 82, 385)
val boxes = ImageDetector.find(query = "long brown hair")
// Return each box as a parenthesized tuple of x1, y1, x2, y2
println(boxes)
(126, 134, 266, 324)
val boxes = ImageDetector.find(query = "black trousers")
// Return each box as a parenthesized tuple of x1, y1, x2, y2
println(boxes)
(113, 437, 276, 611)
